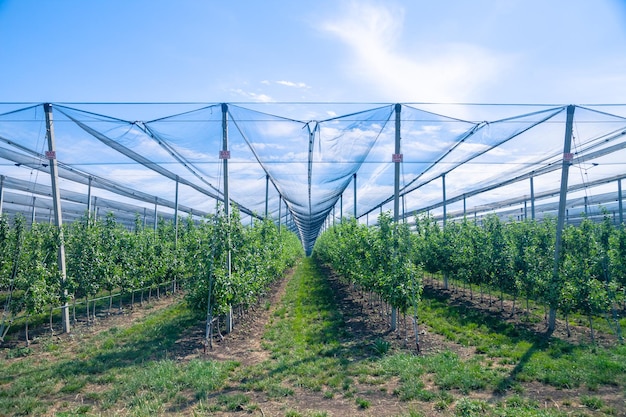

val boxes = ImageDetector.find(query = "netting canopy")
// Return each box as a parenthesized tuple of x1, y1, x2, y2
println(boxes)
(1, 102, 626, 254)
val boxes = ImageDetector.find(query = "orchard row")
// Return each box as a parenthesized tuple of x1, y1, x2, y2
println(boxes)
(313, 213, 626, 342)
(0, 207, 303, 341)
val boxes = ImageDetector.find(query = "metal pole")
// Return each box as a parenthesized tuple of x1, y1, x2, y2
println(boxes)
(86, 176, 92, 219)
(153, 197, 158, 231)
(619, 178, 623, 225)
(442, 174, 447, 227)
(222, 104, 230, 219)
(0, 175, 4, 215)
(524, 200, 528, 220)
(174, 176, 179, 244)
(549, 104, 576, 334)
(265, 174, 269, 219)
(393, 103, 401, 223)
(31, 196, 36, 225)
(353, 173, 357, 219)
(391, 103, 401, 332)
(222, 103, 233, 333)
(278, 195, 282, 232)
(44, 103, 70, 334)
(530, 175, 536, 220)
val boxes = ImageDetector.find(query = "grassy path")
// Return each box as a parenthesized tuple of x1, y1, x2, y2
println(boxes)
(231, 257, 403, 416)
(2, 258, 626, 416)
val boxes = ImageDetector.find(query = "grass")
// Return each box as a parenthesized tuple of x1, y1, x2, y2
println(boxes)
(237, 257, 362, 395)
(0, 300, 239, 416)
(1, 259, 625, 416)
(419, 285, 626, 391)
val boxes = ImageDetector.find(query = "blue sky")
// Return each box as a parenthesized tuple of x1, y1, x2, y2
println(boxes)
(1, 0, 626, 104)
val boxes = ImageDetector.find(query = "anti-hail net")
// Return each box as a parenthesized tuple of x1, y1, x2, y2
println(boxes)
(0, 103, 625, 253)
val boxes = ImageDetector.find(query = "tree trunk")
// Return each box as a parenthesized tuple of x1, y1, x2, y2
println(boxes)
(412, 316, 420, 354)
(547, 306, 557, 335)
(589, 314, 595, 345)
(511, 296, 517, 317)
(49, 307, 54, 334)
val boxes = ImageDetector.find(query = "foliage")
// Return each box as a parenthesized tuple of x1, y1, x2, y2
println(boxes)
(316, 210, 626, 340)
(1, 206, 303, 330)
(313, 213, 422, 324)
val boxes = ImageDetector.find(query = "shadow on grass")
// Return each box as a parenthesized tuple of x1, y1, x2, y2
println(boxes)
(54, 304, 199, 378)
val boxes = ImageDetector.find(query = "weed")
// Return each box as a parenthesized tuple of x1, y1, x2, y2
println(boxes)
(355, 397, 371, 409)
(455, 397, 488, 416)
(6, 346, 32, 358)
(372, 337, 391, 355)
(216, 393, 249, 411)
(580, 395, 604, 410)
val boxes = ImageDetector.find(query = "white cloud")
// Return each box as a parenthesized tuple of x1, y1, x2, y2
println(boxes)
(231, 88, 274, 102)
(320, 1, 512, 102)
(275, 80, 310, 89)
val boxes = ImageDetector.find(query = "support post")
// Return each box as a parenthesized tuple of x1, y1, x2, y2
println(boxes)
(86, 176, 93, 220)
(31, 196, 36, 225)
(174, 176, 179, 244)
(278, 195, 282, 232)
(549, 104, 576, 335)
(619, 178, 623, 225)
(222, 103, 233, 333)
(44, 103, 70, 334)
(0, 175, 4, 215)
(153, 197, 158, 231)
(353, 173, 357, 219)
(442, 173, 449, 289)
(391, 103, 401, 331)
(530, 175, 536, 220)
(442, 174, 447, 227)
(265, 174, 269, 219)
(524, 200, 528, 220)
